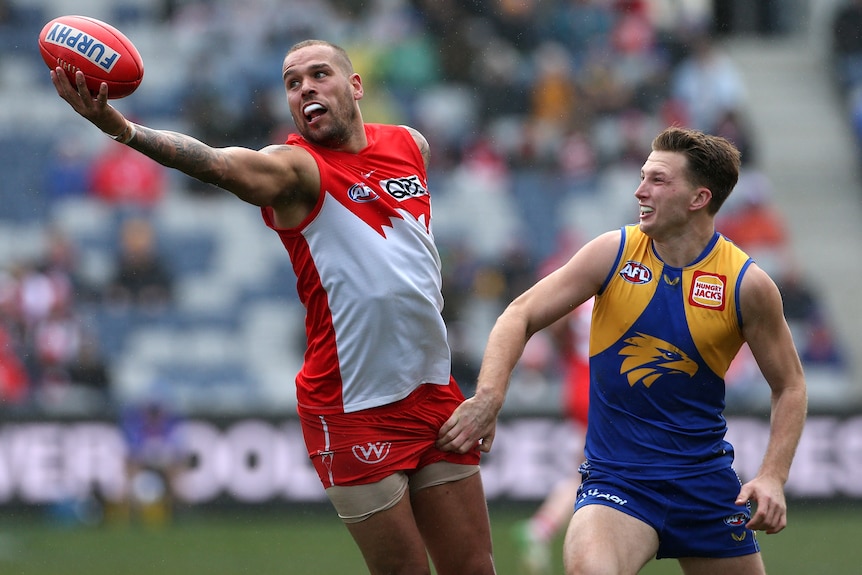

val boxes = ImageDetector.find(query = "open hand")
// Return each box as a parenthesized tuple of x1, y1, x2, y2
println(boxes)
(51, 68, 126, 136)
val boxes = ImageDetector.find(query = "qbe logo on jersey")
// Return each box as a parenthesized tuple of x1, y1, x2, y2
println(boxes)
(43, 22, 121, 72)
(380, 175, 428, 201)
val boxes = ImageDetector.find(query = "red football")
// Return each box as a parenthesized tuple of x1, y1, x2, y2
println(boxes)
(38, 15, 144, 99)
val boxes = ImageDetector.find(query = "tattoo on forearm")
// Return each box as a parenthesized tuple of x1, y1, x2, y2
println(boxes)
(130, 125, 226, 184)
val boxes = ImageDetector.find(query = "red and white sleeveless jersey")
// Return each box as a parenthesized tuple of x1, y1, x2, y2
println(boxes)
(262, 124, 451, 415)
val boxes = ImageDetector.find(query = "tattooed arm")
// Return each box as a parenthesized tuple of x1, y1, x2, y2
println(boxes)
(402, 125, 430, 170)
(51, 68, 319, 215)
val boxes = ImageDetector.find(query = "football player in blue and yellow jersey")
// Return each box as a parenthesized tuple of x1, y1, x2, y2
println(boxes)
(439, 126, 807, 575)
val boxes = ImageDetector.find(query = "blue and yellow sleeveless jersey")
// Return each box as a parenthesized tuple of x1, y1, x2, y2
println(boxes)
(587, 225, 754, 478)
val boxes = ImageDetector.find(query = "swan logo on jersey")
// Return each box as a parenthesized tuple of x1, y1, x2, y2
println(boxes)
(347, 182, 380, 203)
(352, 441, 392, 464)
(619, 261, 652, 284)
(618, 332, 698, 387)
(380, 175, 427, 201)
(689, 271, 727, 311)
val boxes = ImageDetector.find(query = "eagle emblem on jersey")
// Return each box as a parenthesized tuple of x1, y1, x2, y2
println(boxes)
(618, 332, 698, 387)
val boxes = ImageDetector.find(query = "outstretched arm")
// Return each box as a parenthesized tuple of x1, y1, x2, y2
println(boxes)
(50, 68, 319, 212)
(736, 264, 807, 534)
(437, 231, 620, 454)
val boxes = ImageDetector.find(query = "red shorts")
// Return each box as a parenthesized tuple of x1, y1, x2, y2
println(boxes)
(299, 380, 481, 488)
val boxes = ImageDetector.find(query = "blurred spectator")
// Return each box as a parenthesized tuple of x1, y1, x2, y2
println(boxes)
(39, 227, 99, 303)
(44, 139, 92, 202)
(717, 189, 786, 250)
(712, 108, 758, 166)
(539, 0, 614, 56)
(558, 127, 599, 185)
(832, 0, 862, 94)
(89, 144, 167, 208)
(774, 263, 820, 325)
(801, 319, 847, 369)
(771, 263, 847, 370)
(0, 323, 29, 406)
(529, 41, 581, 133)
(65, 332, 113, 403)
(232, 86, 283, 148)
(7, 259, 74, 345)
(118, 398, 184, 527)
(31, 299, 82, 382)
(471, 35, 530, 125)
(716, 186, 787, 275)
(104, 217, 174, 311)
(670, 30, 746, 132)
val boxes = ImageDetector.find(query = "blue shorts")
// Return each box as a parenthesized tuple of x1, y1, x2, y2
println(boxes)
(575, 461, 760, 559)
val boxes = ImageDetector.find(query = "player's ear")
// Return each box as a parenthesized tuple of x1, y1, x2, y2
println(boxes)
(691, 186, 712, 211)
(351, 73, 363, 101)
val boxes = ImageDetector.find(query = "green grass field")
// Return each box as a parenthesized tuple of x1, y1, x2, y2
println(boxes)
(1, 503, 859, 574)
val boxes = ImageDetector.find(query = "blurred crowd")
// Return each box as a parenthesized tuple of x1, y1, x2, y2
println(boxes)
(0, 0, 850, 415)
(831, 0, 862, 169)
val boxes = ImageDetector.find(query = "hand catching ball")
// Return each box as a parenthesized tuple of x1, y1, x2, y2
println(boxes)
(38, 15, 144, 99)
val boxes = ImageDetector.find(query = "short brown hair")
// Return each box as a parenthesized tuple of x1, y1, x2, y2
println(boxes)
(651, 126, 741, 214)
(286, 39, 355, 75)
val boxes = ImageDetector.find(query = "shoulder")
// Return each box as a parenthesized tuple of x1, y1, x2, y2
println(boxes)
(560, 229, 624, 288)
(398, 125, 430, 168)
(259, 143, 319, 173)
(738, 263, 783, 321)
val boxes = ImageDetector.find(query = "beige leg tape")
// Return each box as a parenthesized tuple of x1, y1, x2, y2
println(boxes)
(325, 462, 480, 524)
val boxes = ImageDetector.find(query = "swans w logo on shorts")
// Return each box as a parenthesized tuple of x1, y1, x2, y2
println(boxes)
(352, 442, 392, 464)
(299, 381, 480, 488)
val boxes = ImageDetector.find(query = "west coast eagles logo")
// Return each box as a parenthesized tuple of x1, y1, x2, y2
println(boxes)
(618, 332, 698, 387)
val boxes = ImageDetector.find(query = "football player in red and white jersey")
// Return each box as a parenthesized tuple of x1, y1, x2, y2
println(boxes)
(52, 39, 495, 575)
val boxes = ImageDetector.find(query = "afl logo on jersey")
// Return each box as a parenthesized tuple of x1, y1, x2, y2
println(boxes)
(619, 261, 653, 284)
(724, 512, 749, 527)
(689, 271, 727, 311)
(348, 182, 379, 203)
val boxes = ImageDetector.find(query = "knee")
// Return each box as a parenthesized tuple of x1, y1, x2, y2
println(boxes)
(564, 554, 614, 575)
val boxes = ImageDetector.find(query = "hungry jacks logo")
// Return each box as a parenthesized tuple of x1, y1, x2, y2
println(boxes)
(689, 271, 727, 310)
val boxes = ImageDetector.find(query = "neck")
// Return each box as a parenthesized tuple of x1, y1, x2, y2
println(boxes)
(651, 226, 715, 268)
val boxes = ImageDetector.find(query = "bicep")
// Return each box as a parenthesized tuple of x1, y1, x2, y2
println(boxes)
(514, 231, 618, 336)
(214, 144, 318, 208)
(740, 266, 804, 390)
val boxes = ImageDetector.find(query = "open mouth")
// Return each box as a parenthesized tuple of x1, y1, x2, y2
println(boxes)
(303, 103, 326, 123)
